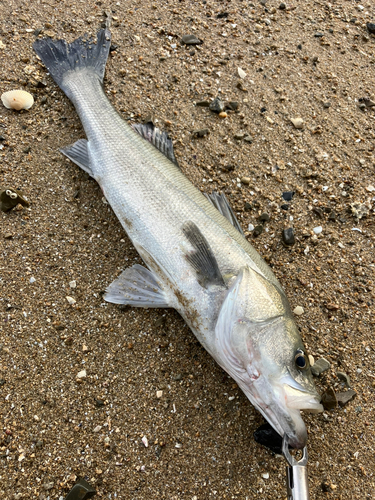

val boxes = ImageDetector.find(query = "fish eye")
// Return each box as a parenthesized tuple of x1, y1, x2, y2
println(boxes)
(294, 350, 308, 370)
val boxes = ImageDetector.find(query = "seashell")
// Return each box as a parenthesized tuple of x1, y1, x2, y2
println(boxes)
(1, 89, 34, 110)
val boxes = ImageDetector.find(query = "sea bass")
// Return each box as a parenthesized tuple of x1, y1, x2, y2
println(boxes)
(34, 27, 322, 448)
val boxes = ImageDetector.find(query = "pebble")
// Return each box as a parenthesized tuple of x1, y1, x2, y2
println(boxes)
(218, 111, 227, 119)
(64, 478, 96, 500)
(238, 67, 246, 79)
(192, 128, 209, 138)
(366, 23, 375, 34)
(290, 117, 304, 129)
(336, 389, 356, 406)
(4, 233, 13, 240)
(142, 436, 149, 447)
(248, 223, 255, 231)
(313, 226, 323, 235)
(156, 390, 163, 398)
(29, 277, 36, 283)
(93, 425, 102, 433)
(66, 296, 76, 305)
(279, 3, 286, 10)
(311, 357, 330, 376)
(181, 34, 202, 45)
(76, 369, 87, 379)
(321, 387, 337, 410)
(209, 97, 225, 113)
(337, 371, 351, 387)
(241, 177, 250, 185)
(226, 101, 239, 111)
(258, 213, 270, 223)
(323, 102, 331, 108)
(282, 227, 295, 246)
(253, 225, 263, 237)
(196, 100, 210, 107)
(293, 306, 304, 316)
(69, 280, 77, 288)
(282, 191, 295, 201)
(234, 131, 246, 140)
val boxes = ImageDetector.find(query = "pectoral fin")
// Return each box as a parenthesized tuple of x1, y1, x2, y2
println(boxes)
(104, 264, 172, 308)
(182, 221, 225, 288)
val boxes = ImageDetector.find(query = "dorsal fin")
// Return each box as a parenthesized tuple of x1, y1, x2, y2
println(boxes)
(205, 191, 244, 236)
(132, 122, 179, 168)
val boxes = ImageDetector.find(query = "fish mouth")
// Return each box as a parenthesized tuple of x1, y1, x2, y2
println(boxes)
(243, 374, 323, 449)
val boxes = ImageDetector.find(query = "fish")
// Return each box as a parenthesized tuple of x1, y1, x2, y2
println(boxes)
(33, 24, 323, 449)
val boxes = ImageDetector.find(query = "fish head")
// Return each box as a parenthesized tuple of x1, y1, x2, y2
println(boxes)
(216, 266, 323, 449)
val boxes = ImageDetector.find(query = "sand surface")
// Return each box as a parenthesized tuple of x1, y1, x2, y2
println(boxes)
(1, 0, 375, 498)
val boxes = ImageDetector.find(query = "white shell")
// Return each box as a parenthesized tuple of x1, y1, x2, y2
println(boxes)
(1, 89, 34, 110)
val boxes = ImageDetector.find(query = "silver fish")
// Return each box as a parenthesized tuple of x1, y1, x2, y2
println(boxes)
(34, 27, 322, 449)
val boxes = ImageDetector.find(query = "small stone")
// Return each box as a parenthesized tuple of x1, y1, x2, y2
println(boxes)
(238, 67, 246, 79)
(192, 128, 209, 138)
(321, 387, 337, 410)
(29, 277, 36, 283)
(282, 228, 295, 246)
(290, 117, 304, 129)
(258, 213, 270, 223)
(282, 191, 295, 201)
(218, 111, 227, 119)
(64, 478, 96, 500)
(323, 102, 331, 108)
(66, 296, 76, 305)
(142, 436, 149, 447)
(227, 101, 239, 111)
(241, 177, 250, 185)
(248, 223, 255, 231)
(234, 131, 246, 140)
(279, 3, 286, 10)
(366, 23, 375, 34)
(196, 100, 210, 107)
(311, 357, 330, 376)
(337, 371, 351, 387)
(209, 97, 225, 113)
(43, 482, 54, 491)
(181, 34, 202, 45)
(156, 390, 163, 398)
(4, 233, 13, 240)
(69, 280, 77, 289)
(76, 369, 87, 379)
(243, 135, 253, 143)
(293, 306, 304, 316)
(336, 389, 356, 406)
(93, 425, 102, 433)
(313, 226, 323, 235)
(281, 204, 290, 211)
(314, 32, 325, 38)
(253, 225, 263, 237)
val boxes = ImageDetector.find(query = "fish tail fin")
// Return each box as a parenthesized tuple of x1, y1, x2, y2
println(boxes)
(33, 27, 111, 97)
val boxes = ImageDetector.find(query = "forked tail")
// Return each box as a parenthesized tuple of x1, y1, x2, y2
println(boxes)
(33, 26, 111, 99)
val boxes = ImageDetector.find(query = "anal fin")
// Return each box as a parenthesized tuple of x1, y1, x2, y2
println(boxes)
(104, 264, 172, 308)
(61, 139, 93, 176)
(182, 221, 225, 288)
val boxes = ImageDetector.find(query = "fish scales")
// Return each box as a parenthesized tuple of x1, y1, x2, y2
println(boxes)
(33, 27, 322, 449)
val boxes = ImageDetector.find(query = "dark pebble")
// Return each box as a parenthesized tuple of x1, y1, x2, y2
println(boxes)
(321, 387, 337, 410)
(64, 478, 96, 500)
(297, 44, 302, 50)
(321, 482, 331, 493)
(280, 204, 290, 210)
(244, 202, 252, 211)
(221, 164, 235, 172)
(109, 44, 118, 52)
(216, 12, 229, 19)
(336, 389, 356, 407)
(4, 234, 13, 240)
(323, 102, 331, 108)
(366, 23, 375, 34)
(0, 379, 6, 386)
(226, 101, 239, 111)
(258, 213, 270, 223)
(196, 100, 210, 107)
(181, 34, 202, 45)
(282, 191, 295, 201)
(253, 225, 263, 237)
(253, 422, 284, 454)
(0, 135, 5, 141)
(209, 97, 225, 113)
(279, 3, 286, 10)
(260, 107, 267, 113)
(314, 32, 324, 38)
(328, 211, 336, 221)
(94, 398, 105, 407)
(313, 207, 324, 219)
(192, 128, 209, 138)
(282, 228, 295, 246)
(189, 50, 195, 56)
(40, 96, 48, 104)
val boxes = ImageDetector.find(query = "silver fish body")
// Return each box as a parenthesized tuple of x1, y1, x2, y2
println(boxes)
(34, 28, 322, 448)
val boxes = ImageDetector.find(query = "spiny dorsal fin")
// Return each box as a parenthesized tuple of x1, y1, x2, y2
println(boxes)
(182, 221, 225, 288)
(132, 122, 179, 168)
(205, 191, 244, 236)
